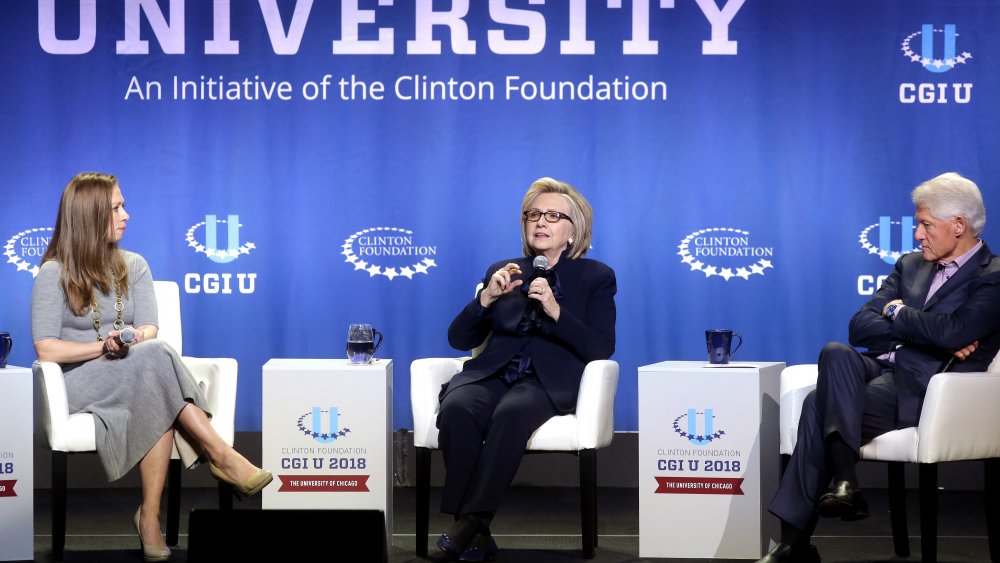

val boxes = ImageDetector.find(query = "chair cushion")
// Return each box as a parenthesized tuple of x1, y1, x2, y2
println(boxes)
(860, 428, 918, 462)
(526, 415, 583, 451)
(61, 413, 98, 452)
(417, 414, 583, 452)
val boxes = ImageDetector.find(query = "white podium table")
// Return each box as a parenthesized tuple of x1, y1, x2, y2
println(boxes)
(0, 365, 33, 562)
(638, 361, 783, 559)
(262, 358, 393, 543)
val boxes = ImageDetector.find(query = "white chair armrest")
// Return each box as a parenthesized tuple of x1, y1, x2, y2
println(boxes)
(573, 360, 619, 449)
(916, 371, 1000, 462)
(410, 357, 467, 448)
(181, 357, 238, 446)
(33, 360, 96, 452)
(779, 364, 818, 455)
(33, 360, 65, 449)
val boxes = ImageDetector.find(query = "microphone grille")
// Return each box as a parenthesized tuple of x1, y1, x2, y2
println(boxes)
(533, 255, 549, 269)
(118, 327, 136, 345)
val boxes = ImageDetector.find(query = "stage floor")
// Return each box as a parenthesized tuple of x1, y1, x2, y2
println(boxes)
(28, 486, 991, 562)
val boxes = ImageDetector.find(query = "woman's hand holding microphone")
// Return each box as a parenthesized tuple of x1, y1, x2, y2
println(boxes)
(103, 327, 145, 359)
(480, 263, 560, 321)
(526, 276, 560, 322)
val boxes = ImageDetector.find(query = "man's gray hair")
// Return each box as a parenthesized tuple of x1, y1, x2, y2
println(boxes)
(911, 172, 986, 236)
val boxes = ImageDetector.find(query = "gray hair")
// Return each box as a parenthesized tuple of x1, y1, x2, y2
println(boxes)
(911, 172, 986, 236)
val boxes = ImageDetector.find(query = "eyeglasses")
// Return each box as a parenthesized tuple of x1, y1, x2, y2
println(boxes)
(523, 210, 573, 224)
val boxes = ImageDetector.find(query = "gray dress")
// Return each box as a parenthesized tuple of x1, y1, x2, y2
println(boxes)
(30, 251, 210, 481)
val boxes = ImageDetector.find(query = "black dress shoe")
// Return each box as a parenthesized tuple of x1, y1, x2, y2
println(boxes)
(818, 480, 870, 521)
(756, 542, 821, 563)
(458, 533, 498, 562)
(436, 516, 481, 559)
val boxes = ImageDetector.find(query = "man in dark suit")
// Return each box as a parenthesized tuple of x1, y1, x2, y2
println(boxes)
(759, 172, 1000, 562)
(434, 178, 616, 561)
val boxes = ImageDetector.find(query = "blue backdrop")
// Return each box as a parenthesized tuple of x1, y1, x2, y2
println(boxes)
(2, 0, 998, 432)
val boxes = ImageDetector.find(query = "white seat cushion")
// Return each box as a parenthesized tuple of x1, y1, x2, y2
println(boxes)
(860, 428, 918, 462)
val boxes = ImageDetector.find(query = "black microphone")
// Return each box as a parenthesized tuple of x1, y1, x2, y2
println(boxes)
(527, 255, 549, 323)
(532, 255, 549, 278)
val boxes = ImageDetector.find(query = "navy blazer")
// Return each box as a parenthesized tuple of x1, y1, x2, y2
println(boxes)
(443, 252, 617, 413)
(848, 242, 1000, 427)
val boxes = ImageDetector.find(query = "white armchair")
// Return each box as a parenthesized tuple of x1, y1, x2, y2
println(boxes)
(33, 281, 238, 559)
(410, 356, 619, 559)
(778, 356, 1000, 562)
(778, 364, 820, 465)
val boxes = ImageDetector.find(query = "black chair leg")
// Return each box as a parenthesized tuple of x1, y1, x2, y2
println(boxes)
(986, 459, 999, 562)
(416, 447, 431, 557)
(887, 461, 910, 556)
(52, 451, 67, 560)
(166, 459, 182, 545)
(919, 463, 938, 563)
(580, 448, 597, 559)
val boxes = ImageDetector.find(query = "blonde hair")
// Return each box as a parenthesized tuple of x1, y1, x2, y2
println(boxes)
(520, 177, 593, 260)
(41, 172, 128, 315)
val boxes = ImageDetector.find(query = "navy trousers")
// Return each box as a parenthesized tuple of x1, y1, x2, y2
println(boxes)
(769, 342, 900, 529)
(436, 373, 558, 520)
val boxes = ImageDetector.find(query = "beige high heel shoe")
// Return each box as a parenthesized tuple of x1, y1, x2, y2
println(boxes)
(133, 507, 171, 562)
(209, 462, 274, 497)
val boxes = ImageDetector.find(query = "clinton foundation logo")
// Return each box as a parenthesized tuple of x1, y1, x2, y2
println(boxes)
(183, 214, 257, 295)
(672, 409, 726, 446)
(276, 407, 371, 494)
(856, 215, 918, 296)
(899, 24, 973, 104)
(677, 227, 773, 281)
(4, 227, 53, 277)
(342, 227, 437, 280)
(654, 409, 744, 496)
(297, 407, 352, 444)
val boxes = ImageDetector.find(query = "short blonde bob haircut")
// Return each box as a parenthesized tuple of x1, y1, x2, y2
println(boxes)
(520, 177, 593, 260)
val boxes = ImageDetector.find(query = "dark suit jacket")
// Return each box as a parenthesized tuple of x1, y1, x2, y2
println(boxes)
(848, 242, 1000, 427)
(443, 252, 617, 413)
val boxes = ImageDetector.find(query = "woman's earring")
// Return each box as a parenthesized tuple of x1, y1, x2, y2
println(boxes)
(568, 237, 574, 245)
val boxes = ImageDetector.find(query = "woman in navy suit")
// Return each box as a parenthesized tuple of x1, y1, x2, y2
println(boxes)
(434, 178, 617, 561)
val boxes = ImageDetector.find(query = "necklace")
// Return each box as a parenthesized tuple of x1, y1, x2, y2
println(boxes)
(90, 275, 124, 342)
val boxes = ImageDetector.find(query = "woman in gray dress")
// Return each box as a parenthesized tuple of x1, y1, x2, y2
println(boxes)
(30, 172, 272, 562)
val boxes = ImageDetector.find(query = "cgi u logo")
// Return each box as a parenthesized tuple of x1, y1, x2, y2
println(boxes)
(686, 408, 714, 446)
(879, 216, 914, 265)
(921, 24, 957, 74)
(311, 407, 340, 444)
(204, 214, 242, 264)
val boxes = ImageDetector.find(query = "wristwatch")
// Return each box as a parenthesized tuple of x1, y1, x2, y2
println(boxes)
(884, 302, 902, 320)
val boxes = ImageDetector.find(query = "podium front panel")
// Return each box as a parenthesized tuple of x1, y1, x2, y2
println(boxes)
(638, 361, 782, 559)
(0, 365, 33, 562)
(262, 358, 393, 541)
